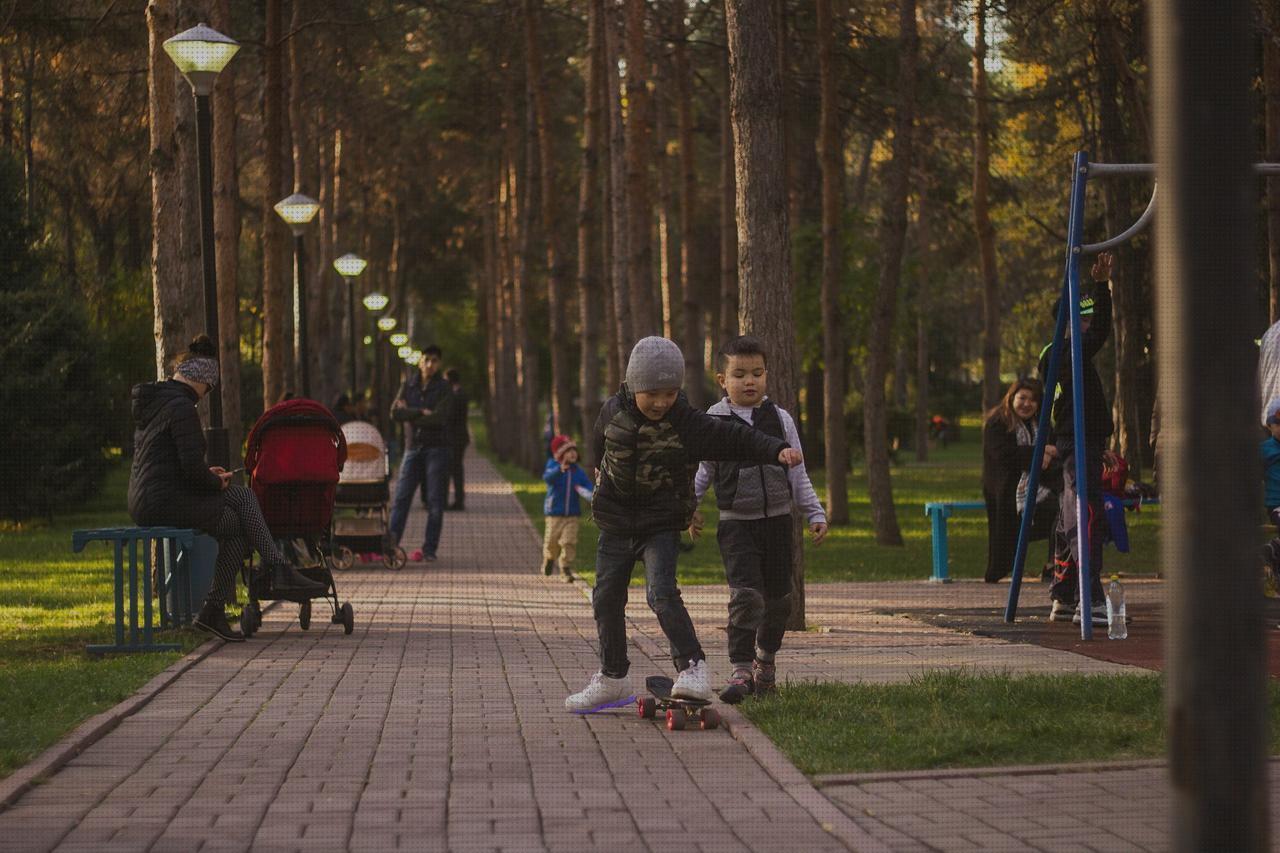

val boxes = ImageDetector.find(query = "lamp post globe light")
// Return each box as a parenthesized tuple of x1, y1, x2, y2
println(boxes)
(333, 253, 367, 397)
(390, 333, 409, 348)
(163, 22, 239, 468)
(361, 293, 390, 432)
(274, 192, 319, 398)
(377, 316, 397, 333)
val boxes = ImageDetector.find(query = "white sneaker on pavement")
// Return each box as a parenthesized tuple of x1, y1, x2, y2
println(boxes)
(565, 671, 635, 714)
(1073, 605, 1109, 626)
(670, 659, 713, 702)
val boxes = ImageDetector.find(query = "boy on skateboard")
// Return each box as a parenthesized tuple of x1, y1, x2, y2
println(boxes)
(565, 336, 804, 713)
(690, 335, 828, 703)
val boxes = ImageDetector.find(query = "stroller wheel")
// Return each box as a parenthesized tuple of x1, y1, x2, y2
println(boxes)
(341, 602, 354, 635)
(240, 602, 259, 637)
(333, 546, 355, 571)
(298, 599, 311, 630)
(384, 547, 407, 570)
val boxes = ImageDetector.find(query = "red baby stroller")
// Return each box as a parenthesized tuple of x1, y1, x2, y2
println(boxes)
(242, 398, 355, 636)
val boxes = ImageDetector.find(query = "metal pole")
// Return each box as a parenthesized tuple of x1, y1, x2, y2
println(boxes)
(1153, 0, 1267, 848)
(346, 277, 357, 396)
(194, 91, 228, 468)
(1063, 154, 1093, 641)
(293, 233, 309, 398)
(374, 332, 383, 431)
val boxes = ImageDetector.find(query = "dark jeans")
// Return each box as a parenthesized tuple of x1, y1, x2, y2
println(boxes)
(592, 529, 703, 678)
(717, 515, 792, 666)
(389, 445, 450, 556)
(448, 442, 467, 505)
(1051, 438, 1106, 606)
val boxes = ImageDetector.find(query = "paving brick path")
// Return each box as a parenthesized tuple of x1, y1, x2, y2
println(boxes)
(0, 450, 868, 853)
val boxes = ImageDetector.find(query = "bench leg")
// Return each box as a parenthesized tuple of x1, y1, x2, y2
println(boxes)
(929, 509, 952, 583)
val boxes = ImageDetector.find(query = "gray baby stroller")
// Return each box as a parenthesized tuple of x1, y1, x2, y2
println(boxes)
(331, 420, 406, 569)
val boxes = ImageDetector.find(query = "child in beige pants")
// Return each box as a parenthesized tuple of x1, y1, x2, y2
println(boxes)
(541, 434, 594, 581)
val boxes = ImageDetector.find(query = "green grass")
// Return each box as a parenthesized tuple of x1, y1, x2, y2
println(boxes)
(0, 466, 203, 779)
(739, 671, 1280, 774)
(477, 416, 1165, 585)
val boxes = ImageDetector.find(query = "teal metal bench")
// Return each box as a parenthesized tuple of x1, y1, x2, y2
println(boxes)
(73, 527, 212, 654)
(924, 498, 1157, 583)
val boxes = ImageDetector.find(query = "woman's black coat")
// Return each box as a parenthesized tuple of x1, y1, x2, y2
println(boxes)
(982, 416, 1037, 583)
(127, 380, 225, 532)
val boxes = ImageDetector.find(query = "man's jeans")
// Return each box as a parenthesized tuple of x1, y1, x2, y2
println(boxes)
(592, 529, 703, 678)
(1051, 437, 1105, 606)
(389, 445, 450, 556)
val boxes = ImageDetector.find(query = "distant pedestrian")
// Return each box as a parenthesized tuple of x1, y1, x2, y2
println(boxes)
(389, 345, 454, 563)
(541, 434, 594, 582)
(691, 335, 828, 704)
(331, 393, 358, 425)
(445, 368, 470, 510)
(564, 336, 804, 714)
(981, 378, 1058, 584)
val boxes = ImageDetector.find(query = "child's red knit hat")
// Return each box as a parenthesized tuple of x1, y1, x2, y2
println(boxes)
(550, 434, 577, 461)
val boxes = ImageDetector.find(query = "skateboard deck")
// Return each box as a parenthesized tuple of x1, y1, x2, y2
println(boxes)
(638, 675, 721, 731)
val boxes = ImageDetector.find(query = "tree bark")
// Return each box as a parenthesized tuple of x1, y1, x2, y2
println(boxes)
(656, 59, 680, 344)
(20, 38, 33, 225)
(579, 0, 606, 463)
(604, 0, 632, 369)
(725, 0, 805, 628)
(863, 0, 917, 547)
(817, 0, 848, 525)
(972, 0, 1001, 412)
(1268, 1, 1280, 323)
(147, 0, 194, 379)
(524, 0, 574, 434)
(625, 0, 658, 338)
(718, 32, 738, 346)
(673, 0, 704, 406)
(211, 0, 242, 457)
(260, 0, 286, 406)
(914, 195, 932, 463)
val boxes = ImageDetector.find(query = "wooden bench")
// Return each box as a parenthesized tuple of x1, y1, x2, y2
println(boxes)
(924, 497, 1157, 583)
(73, 527, 216, 654)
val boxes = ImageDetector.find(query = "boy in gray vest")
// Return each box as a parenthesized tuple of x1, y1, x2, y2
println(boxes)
(691, 335, 828, 703)
(565, 336, 804, 714)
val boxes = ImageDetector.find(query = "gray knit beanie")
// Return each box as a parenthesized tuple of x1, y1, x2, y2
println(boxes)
(625, 336, 685, 393)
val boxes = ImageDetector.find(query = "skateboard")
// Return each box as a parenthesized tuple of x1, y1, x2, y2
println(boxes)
(636, 675, 722, 731)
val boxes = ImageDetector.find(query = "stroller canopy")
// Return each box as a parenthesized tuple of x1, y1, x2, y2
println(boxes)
(245, 398, 347, 485)
(339, 421, 388, 483)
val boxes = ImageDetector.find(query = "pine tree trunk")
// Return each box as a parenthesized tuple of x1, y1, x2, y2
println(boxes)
(260, 0, 286, 407)
(211, 0, 242, 456)
(524, 0, 574, 433)
(1268, 3, 1280, 323)
(483, 185, 500, 442)
(579, 0, 606, 463)
(517, 66, 541, 471)
(718, 35, 738, 346)
(656, 61, 680, 344)
(863, 0, 917, 548)
(914, 196, 931, 463)
(817, 0, 848, 525)
(973, 0, 1001, 412)
(604, 0, 631, 369)
(673, 0, 704, 406)
(147, 0, 190, 379)
(624, 0, 658, 338)
(725, 0, 805, 628)
(0, 43, 11, 149)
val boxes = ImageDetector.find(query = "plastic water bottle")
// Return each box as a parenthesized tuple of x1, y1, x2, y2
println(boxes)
(1106, 575, 1127, 640)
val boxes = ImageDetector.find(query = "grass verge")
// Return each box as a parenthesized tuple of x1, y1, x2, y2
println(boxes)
(0, 465, 203, 779)
(475, 417, 1164, 585)
(739, 671, 1280, 775)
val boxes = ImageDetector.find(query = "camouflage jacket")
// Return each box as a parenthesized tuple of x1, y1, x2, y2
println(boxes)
(590, 385, 789, 537)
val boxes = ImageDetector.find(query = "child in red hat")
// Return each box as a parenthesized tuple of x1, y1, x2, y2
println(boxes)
(542, 434, 594, 581)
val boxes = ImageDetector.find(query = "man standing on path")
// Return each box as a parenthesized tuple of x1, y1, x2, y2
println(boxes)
(389, 346, 454, 562)
(445, 367, 470, 511)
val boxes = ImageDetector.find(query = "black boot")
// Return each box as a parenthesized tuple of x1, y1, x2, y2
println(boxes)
(269, 559, 326, 594)
(195, 601, 245, 642)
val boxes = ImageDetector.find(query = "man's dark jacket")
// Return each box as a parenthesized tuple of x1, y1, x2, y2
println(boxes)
(590, 384, 789, 537)
(449, 385, 470, 448)
(1038, 284, 1114, 440)
(392, 372, 454, 449)
(127, 380, 224, 532)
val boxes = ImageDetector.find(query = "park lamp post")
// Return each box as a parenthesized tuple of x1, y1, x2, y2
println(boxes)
(273, 192, 320, 398)
(363, 294, 391, 430)
(333, 253, 368, 397)
(163, 23, 239, 468)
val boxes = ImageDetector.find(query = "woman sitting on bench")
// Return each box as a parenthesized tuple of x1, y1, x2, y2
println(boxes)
(127, 335, 323, 642)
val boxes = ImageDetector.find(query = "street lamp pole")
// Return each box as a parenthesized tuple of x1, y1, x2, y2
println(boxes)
(274, 193, 320, 398)
(164, 23, 240, 469)
(333, 253, 368, 397)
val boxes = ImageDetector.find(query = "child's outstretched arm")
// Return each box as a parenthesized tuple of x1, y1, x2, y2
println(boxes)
(678, 407, 790, 465)
(777, 408, 828, 545)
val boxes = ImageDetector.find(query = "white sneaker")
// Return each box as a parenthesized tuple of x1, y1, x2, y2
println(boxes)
(1073, 605, 1108, 626)
(670, 659, 713, 702)
(1049, 600, 1075, 622)
(565, 672, 635, 714)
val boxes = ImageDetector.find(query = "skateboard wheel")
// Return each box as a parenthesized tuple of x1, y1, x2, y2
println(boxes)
(638, 697, 657, 719)
(700, 708, 721, 730)
(666, 708, 687, 731)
